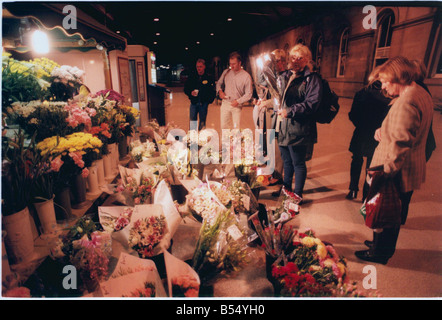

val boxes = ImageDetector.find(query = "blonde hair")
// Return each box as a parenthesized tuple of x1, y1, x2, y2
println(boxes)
(369, 56, 417, 86)
(289, 44, 313, 70)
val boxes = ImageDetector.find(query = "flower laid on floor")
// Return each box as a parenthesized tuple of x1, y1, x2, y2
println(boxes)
(128, 215, 168, 258)
(226, 180, 259, 214)
(185, 182, 228, 224)
(191, 209, 248, 283)
(269, 229, 377, 297)
(171, 274, 200, 297)
(113, 207, 133, 231)
(122, 281, 156, 297)
(116, 172, 156, 205)
(249, 210, 297, 259)
(130, 140, 156, 162)
(274, 187, 303, 220)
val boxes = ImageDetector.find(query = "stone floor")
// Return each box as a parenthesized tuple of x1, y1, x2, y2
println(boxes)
(164, 85, 442, 298)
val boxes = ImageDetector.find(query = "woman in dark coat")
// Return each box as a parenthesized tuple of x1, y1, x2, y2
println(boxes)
(346, 80, 391, 201)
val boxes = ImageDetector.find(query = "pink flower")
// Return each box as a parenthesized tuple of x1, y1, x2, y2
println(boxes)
(81, 167, 89, 178)
(69, 151, 85, 168)
(50, 157, 64, 172)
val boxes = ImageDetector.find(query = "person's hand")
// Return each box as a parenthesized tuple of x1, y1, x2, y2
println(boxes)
(218, 90, 226, 99)
(231, 100, 239, 108)
(191, 89, 199, 97)
(374, 128, 381, 142)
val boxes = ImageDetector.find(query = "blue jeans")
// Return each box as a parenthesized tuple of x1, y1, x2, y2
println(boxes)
(279, 145, 307, 197)
(190, 102, 208, 130)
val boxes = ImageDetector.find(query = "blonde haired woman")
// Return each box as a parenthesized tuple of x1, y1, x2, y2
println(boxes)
(274, 44, 322, 200)
(355, 56, 434, 264)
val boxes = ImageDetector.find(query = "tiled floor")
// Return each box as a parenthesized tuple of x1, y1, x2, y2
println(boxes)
(164, 85, 442, 297)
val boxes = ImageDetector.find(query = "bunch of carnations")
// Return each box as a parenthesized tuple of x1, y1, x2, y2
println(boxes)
(128, 215, 168, 258)
(172, 274, 200, 297)
(226, 180, 259, 214)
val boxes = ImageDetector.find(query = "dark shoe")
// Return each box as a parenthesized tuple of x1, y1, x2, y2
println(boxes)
(354, 250, 389, 265)
(268, 178, 282, 186)
(345, 190, 358, 200)
(364, 240, 373, 248)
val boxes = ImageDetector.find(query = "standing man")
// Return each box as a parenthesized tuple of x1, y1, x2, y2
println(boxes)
(184, 59, 216, 131)
(216, 52, 253, 129)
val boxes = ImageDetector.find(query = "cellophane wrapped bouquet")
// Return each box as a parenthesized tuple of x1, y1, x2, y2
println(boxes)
(191, 207, 249, 284)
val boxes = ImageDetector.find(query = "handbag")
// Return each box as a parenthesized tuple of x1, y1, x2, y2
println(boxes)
(363, 169, 402, 229)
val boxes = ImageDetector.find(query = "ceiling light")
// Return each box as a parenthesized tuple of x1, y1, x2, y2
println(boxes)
(153, 41, 158, 45)
(116, 30, 121, 34)
(185, 47, 188, 50)
(227, 17, 232, 21)
(210, 33, 214, 36)
(196, 41, 200, 44)
(32, 30, 49, 54)
(154, 18, 159, 22)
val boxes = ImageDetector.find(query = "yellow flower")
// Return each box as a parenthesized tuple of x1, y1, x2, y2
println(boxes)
(316, 243, 328, 260)
(323, 259, 335, 268)
(301, 236, 316, 247)
(337, 262, 347, 276)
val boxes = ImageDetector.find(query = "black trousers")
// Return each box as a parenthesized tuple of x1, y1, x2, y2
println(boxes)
(372, 190, 414, 259)
(349, 152, 373, 201)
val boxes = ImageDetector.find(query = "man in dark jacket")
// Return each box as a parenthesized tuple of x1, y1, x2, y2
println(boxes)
(184, 59, 216, 130)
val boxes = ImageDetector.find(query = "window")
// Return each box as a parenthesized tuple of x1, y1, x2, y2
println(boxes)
(374, 12, 395, 67)
(337, 28, 349, 77)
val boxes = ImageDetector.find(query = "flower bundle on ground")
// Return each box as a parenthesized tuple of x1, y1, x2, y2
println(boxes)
(130, 140, 157, 163)
(128, 215, 168, 258)
(172, 274, 200, 297)
(191, 209, 248, 283)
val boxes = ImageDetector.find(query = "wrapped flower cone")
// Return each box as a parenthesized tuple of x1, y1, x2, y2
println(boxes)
(164, 251, 200, 297)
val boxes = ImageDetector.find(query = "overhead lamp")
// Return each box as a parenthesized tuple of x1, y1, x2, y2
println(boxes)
(227, 17, 232, 22)
(116, 30, 121, 34)
(210, 33, 214, 36)
(196, 41, 200, 45)
(96, 44, 104, 50)
(31, 30, 49, 54)
(153, 41, 158, 45)
(154, 18, 159, 22)
(156, 32, 160, 36)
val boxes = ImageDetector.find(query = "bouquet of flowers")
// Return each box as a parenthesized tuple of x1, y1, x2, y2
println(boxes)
(226, 179, 259, 214)
(49, 65, 85, 101)
(248, 209, 297, 259)
(101, 252, 167, 297)
(37, 132, 103, 183)
(5, 100, 74, 142)
(99, 207, 133, 233)
(128, 206, 169, 258)
(171, 275, 200, 297)
(191, 209, 249, 283)
(130, 140, 157, 163)
(275, 187, 303, 219)
(2, 53, 51, 112)
(184, 182, 229, 224)
(1, 130, 37, 216)
(268, 229, 368, 297)
(119, 104, 140, 137)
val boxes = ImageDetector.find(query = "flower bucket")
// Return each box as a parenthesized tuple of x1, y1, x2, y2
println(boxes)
(33, 196, 57, 234)
(103, 154, 113, 180)
(109, 143, 118, 172)
(2, 231, 12, 283)
(118, 135, 128, 159)
(95, 159, 106, 186)
(2, 207, 35, 265)
(54, 187, 73, 221)
(70, 173, 88, 209)
(86, 163, 101, 195)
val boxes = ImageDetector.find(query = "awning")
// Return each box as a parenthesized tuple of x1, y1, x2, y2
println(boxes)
(3, 2, 127, 51)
